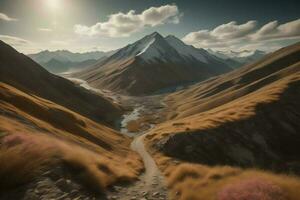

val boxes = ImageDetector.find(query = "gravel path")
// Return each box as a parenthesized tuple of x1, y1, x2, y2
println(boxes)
(105, 104, 167, 200)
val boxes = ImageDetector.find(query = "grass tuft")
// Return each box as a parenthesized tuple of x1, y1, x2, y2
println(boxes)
(218, 178, 287, 200)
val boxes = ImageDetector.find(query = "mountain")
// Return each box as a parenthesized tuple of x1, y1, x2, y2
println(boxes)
(73, 32, 232, 96)
(208, 49, 267, 67)
(28, 50, 109, 63)
(0, 40, 122, 125)
(40, 58, 98, 74)
(144, 42, 300, 199)
(28, 50, 117, 73)
(0, 40, 141, 198)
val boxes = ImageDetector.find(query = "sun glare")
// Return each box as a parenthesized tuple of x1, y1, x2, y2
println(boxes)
(46, 0, 61, 10)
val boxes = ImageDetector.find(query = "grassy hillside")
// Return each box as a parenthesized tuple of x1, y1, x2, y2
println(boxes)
(144, 42, 300, 200)
(0, 41, 145, 199)
(0, 40, 122, 126)
(0, 82, 142, 196)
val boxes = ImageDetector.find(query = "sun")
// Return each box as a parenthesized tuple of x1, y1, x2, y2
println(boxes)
(46, 0, 61, 10)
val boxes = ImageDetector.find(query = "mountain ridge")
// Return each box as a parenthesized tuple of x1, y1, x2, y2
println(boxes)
(0, 40, 122, 125)
(73, 32, 232, 96)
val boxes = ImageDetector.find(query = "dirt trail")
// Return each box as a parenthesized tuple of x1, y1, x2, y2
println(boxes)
(66, 77, 168, 199)
(131, 135, 160, 186)
(106, 104, 167, 200)
(64, 75, 167, 200)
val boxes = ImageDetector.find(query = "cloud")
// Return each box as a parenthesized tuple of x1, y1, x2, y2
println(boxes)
(0, 35, 31, 46)
(51, 40, 68, 45)
(183, 19, 300, 51)
(74, 4, 181, 37)
(0, 12, 18, 21)
(183, 21, 257, 47)
(212, 21, 257, 40)
(38, 28, 53, 32)
(251, 19, 300, 41)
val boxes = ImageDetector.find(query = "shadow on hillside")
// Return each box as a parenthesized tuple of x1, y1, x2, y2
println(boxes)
(158, 80, 300, 175)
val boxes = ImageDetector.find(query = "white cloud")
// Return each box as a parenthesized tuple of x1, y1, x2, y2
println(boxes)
(0, 35, 31, 46)
(212, 21, 257, 40)
(183, 21, 257, 47)
(183, 19, 300, 51)
(0, 12, 18, 21)
(38, 28, 53, 32)
(74, 4, 181, 37)
(251, 19, 300, 41)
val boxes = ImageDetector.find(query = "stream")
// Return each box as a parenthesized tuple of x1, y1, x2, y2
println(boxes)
(66, 77, 168, 199)
(117, 106, 167, 199)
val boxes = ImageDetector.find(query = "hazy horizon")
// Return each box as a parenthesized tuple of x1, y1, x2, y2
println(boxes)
(0, 0, 299, 54)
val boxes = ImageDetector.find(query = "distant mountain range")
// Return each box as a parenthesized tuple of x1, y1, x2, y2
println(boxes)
(28, 35, 266, 76)
(40, 59, 99, 74)
(208, 49, 266, 67)
(28, 50, 113, 63)
(28, 50, 116, 73)
(72, 32, 233, 95)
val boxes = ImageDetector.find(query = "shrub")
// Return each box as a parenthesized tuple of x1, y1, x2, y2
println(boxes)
(218, 178, 287, 200)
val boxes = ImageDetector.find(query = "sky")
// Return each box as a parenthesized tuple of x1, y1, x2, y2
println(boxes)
(0, 0, 299, 54)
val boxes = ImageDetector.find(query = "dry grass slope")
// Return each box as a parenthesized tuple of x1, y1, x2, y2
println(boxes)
(144, 42, 300, 200)
(0, 82, 143, 193)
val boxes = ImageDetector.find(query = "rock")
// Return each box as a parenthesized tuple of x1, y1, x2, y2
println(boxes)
(113, 186, 122, 191)
(153, 192, 159, 196)
(142, 191, 148, 196)
(69, 190, 79, 197)
(58, 193, 69, 200)
(55, 179, 73, 192)
(42, 170, 51, 176)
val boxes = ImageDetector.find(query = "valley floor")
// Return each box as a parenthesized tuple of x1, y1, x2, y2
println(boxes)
(67, 77, 170, 200)
(66, 72, 300, 200)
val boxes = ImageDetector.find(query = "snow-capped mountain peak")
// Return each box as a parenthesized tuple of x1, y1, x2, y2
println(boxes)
(165, 35, 208, 63)
(107, 32, 180, 63)
(100, 32, 234, 66)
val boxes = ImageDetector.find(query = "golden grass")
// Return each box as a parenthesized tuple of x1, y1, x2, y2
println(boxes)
(0, 82, 143, 192)
(0, 134, 59, 190)
(0, 132, 143, 192)
(152, 154, 300, 200)
(126, 115, 156, 132)
(127, 120, 141, 132)
(143, 54, 300, 199)
(164, 44, 300, 120)
(146, 72, 300, 147)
